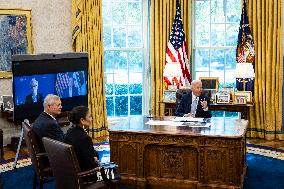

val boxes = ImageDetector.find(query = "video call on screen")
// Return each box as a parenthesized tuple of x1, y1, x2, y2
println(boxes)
(14, 71, 87, 106)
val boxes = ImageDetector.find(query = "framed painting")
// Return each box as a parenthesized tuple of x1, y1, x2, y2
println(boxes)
(0, 9, 33, 78)
(199, 77, 219, 91)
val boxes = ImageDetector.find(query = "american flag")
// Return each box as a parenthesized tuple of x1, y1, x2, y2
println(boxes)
(165, 0, 190, 86)
(55, 73, 69, 97)
(237, 50, 245, 63)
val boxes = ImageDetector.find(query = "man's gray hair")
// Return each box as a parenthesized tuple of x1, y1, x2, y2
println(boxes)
(191, 80, 202, 86)
(43, 94, 60, 108)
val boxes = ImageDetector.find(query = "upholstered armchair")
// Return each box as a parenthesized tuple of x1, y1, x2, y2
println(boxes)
(42, 137, 120, 189)
(22, 121, 53, 189)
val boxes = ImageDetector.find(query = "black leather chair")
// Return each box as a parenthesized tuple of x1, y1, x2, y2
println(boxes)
(22, 121, 53, 189)
(42, 137, 120, 189)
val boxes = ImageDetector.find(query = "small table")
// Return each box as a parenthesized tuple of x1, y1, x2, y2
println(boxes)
(161, 101, 254, 120)
(210, 103, 254, 120)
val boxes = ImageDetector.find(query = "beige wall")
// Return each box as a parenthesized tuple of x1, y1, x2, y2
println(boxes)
(0, 0, 72, 96)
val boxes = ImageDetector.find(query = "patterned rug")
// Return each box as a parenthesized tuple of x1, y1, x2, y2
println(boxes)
(1, 143, 284, 189)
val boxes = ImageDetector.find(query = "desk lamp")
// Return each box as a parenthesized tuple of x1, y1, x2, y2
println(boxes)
(163, 62, 182, 89)
(235, 63, 255, 91)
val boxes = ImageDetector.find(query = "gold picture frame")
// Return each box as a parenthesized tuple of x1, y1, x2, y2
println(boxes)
(199, 77, 219, 91)
(216, 94, 230, 104)
(0, 9, 33, 78)
(164, 90, 176, 102)
(234, 91, 252, 103)
(234, 95, 247, 104)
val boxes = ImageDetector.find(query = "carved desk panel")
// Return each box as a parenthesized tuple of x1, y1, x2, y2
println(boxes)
(109, 117, 248, 189)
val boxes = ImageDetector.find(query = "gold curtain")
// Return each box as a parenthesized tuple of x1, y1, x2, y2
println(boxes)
(247, 0, 283, 140)
(72, 0, 108, 138)
(150, 0, 191, 116)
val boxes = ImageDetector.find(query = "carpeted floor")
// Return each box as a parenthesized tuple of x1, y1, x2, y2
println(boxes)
(1, 144, 284, 189)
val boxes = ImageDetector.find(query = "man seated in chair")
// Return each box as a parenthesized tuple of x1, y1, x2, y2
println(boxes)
(33, 94, 64, 142)
(175, 80, 211, 118)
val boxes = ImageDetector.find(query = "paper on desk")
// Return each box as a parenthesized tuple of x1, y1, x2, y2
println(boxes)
(170, 117, 204, 122)
(145, 120, 184, 126)
(182, 122, 212, 128)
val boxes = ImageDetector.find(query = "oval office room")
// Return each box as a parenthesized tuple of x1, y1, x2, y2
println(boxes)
(0, 0, 284, 189)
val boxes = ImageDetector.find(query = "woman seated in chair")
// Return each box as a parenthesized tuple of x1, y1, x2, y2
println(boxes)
(64, 106, 99, 182)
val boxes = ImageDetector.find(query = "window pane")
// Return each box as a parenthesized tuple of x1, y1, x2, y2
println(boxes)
(104, 51, 114, 73)
(129, 72, 142, 94)
(195, 49, 209, 71)
(114, 79, 128, 95)
(113, 27, 126, 47)
(115, 96, 128, 116)
(211, 0, 225, 23)
(211, 49, 225, 70)
(128, 2, 142, 24)
(226, 24, 239, 46)
(106, 96, 114, 116)
(113, 51, 127, 73)
(195, 24, 210, 46)
(211, 24, 225, 46)
(128, 26, 142, 47)
(225, 49, 236, 84)
(105, 73, 114, 95)
(195, 0, 210, 23)
(195, 71, 209, 80)
(129, 51, 143, 72)
(226, 0, 241, 23)
(130, 96, 142, 115)
(102, 1, 112, 25)
(112, 2, 127, 25)
(103, 26, 112, 48)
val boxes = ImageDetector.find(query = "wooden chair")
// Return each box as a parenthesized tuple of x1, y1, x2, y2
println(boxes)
(22, 121, 53, 189)
(42, 137, 120, 189)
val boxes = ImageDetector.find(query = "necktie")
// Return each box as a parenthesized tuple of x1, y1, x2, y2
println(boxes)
(191, 97, 198, 116)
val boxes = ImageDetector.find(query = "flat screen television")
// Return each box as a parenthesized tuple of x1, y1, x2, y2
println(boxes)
(12, 53, 88, 122)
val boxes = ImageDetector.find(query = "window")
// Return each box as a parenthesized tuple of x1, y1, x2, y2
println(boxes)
(103, 0, 148, 117)
(193, 0, 242, 87)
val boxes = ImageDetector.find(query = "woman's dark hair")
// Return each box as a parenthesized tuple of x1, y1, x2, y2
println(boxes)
(68, 106, 89, 125)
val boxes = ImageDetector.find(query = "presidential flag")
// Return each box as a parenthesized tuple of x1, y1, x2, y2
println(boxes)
(236, 0, 255, 91)
(236, 0, 255, 64)
(164, 0, 190, 86)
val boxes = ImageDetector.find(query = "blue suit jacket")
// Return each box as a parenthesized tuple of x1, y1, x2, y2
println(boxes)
(32, 112, 64, 142)
(175, 92, 212, 118)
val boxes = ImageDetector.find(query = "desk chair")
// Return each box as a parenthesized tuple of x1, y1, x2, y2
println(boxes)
(42, 137, 120, 189)
(22, 121, 53, 189)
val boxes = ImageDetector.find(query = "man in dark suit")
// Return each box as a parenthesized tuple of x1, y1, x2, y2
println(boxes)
(32, 94, 64, 142)
(62, 77, 79, 98)
(25, 78, 44, 104)
(175, 80, 211, 118)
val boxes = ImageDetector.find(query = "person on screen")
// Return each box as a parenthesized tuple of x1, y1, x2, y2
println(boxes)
(73, 71, 87, 95)
(62, 75, 79, 98)
(175, 80, 211, 118)
(32, 94, 64, 142)
(25, 78, 43, 104)
(64, 106, 99, 182)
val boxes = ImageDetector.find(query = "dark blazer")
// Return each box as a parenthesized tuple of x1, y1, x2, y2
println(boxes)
(175, 92, 211, 118)
(64, 125, 99, 172)
(32, 112, 64, 142)
(25, 93, 44, 104)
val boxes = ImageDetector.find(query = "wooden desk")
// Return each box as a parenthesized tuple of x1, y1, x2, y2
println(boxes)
(161, 101, 253, 119)
(109, 116, 248, 189)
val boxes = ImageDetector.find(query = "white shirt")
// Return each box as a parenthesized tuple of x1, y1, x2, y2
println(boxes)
(192, 92, 208, 111)
(44, 111, 56, 120)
